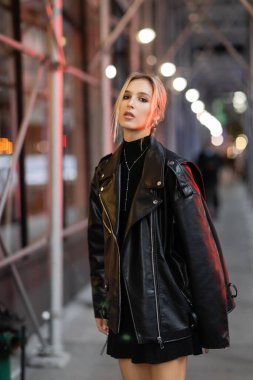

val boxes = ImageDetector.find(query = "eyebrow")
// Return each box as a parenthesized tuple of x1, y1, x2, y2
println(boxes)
(124, 90, 151, 98)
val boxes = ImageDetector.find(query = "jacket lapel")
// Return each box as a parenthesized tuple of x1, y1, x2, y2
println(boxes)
(99, 138, 166, 242)
(99, 144, 122, 236)
(123, 138, 165, 240)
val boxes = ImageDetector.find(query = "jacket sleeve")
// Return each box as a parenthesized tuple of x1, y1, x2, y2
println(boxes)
(171, 162, 234, 348)
(88, 167, 107, 319)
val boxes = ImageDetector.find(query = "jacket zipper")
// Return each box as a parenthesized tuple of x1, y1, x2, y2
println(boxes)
(99, 193, 121, 332)
(171, 215, 193, 308)
(179, 288, 193, 306)
(123, 277, 139, 341)
(150, 213, 164, 349)
(102, 219, 112, 234)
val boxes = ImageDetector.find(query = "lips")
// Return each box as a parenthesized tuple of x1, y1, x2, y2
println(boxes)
(124, 111, 135, 118)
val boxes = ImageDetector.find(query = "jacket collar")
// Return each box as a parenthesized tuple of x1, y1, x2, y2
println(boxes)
(99, 137, 165, 239)
(101, 137, 165, 188)
(143, 137, 165, 188)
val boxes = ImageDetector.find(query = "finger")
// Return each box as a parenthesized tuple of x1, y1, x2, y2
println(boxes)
(96, 321, 109, 335)
(99, 326, 109, 335)
(102, 322, 109, 335)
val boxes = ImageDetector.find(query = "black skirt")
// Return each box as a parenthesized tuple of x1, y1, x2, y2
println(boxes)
(107, 282, 203, 364)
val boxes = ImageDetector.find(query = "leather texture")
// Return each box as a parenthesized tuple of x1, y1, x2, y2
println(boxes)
(88, 137, 236, 349)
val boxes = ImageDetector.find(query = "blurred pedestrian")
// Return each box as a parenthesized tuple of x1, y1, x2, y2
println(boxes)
(88, 72, 236, 380)
(197, 142, 223, 218)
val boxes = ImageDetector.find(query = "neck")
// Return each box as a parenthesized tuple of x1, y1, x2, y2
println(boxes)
(123, 129, 151, 142)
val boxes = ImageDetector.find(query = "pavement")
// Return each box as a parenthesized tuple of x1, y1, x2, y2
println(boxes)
(11, 178, 253, 380)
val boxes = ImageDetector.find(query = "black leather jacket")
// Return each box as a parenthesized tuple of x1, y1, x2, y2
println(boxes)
(88, 137, 236, 349)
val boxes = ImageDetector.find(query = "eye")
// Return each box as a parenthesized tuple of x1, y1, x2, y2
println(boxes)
(139, 97, 148, 103)
(123, 95, 130, 100)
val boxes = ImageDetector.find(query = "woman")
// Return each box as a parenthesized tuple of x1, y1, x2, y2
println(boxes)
(88, 72, 236, 380)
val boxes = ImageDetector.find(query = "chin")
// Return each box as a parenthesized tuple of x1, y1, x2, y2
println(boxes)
(123, 124, 146, 131)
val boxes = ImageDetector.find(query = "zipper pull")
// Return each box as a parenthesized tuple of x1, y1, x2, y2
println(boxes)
(100, 335, 108, 355)
(157, 336, 164, 350)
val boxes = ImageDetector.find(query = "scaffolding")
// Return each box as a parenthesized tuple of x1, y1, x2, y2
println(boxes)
(0, 0, 145, 367)
(0, 0, 253, 369)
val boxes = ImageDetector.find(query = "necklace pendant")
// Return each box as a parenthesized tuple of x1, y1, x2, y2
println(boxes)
(123, 145, 149, 212)
(124, 171, 130, 211)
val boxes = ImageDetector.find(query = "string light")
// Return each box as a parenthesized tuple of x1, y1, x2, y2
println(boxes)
(185, 88, 199, 102)
(105, 65, 117, 79)
(172, 77, 187, 92)
(136, 28, 156, 44)
(160, 62, 176, 77)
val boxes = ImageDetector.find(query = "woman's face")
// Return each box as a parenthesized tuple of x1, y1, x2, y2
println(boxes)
(118, 78, 154, 135)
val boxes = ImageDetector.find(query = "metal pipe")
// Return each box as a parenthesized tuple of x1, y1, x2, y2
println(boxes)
(88, 0, 145, 71)
(0, 33, 98, 86)
(0, 237, 48, 270)
(44, 0, 66, 65)
(203, 16, 253, 84)
(10, 265, 47, 348)
(0, 236, 47, 348)
(100, 0, 112, 156)
(158, 0, 215, 66)
(161, 23, 192, 63)
(240, 0, 253, 20)
(49, 0, 64, 354)
(129, 11, 140, 72)
(0, 219, 88, 270)
(12, 0, 28, 248)
(64, 66, 99, 86)
(0, 33, 47, 62)
(0, 65, 44, 222)
(62, 219, 88, 238)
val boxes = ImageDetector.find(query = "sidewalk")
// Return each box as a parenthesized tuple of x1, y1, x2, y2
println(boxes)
(17, 180, 253, 380)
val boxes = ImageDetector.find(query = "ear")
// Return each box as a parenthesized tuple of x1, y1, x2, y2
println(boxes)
(154, 117, 160, 126)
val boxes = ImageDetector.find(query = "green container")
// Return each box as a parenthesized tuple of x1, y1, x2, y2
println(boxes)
(0, 331, 19, 380)
(0, 356, 11, 380)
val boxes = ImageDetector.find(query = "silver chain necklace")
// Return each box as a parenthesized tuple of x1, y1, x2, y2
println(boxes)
(123, 145, 149, 211)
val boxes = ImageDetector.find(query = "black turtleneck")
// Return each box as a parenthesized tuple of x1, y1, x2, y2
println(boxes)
(118, 135, 150, 249)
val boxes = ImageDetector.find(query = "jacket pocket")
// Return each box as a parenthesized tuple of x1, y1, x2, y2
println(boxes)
(178, 287, 198, 329)
(168, 252, 198, 329)
(170, 249, 189, 290)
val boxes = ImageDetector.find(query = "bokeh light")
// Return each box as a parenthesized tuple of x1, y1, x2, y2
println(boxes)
(185, 88, 200, 102)
(172, 77, 187, 92)
(136, 28, 156, 44)
(160, 62, 176, 77)
(105, 65, 117, 79)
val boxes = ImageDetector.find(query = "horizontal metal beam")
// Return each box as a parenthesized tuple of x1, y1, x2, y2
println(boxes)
(65, 65, 99, 86)
(62, 218, 88, 238)
(0, 237, 48, 270)
(0, 33, 98, 86)
(0, 219, 88, 270)
(0, 33, 46, 62)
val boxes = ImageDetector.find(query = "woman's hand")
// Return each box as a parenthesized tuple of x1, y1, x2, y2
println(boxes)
(96, 318, 109, 335)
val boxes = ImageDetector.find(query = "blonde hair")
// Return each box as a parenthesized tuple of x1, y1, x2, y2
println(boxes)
(112, 72, 167, 143)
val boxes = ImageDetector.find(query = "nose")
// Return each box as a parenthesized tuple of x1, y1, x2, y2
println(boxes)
(127, 96, 135, 108)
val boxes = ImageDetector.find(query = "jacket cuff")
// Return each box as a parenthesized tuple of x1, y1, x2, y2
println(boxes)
(94, 306, 108, 320)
